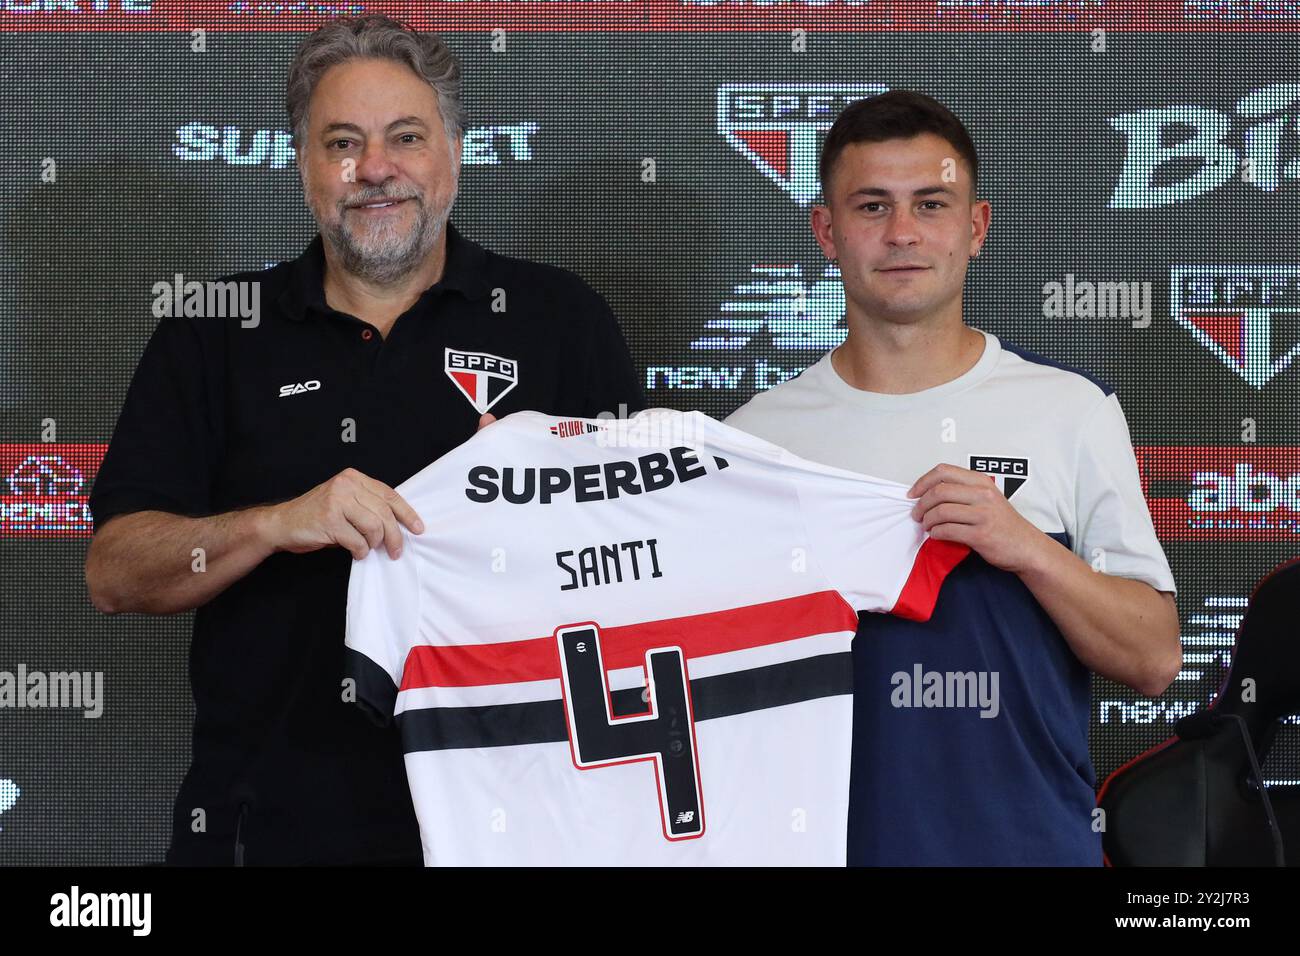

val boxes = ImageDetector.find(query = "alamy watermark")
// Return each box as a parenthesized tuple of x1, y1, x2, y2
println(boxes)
(891, 664, 1000, 718)
(1041, 273, 1152, 328)
(152, 274, 260, 327)
(0, 665, 103, 718)
(593, 405, 705, 449)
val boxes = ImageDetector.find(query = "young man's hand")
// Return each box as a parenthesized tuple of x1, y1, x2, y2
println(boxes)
(907, 463, 1051, 575)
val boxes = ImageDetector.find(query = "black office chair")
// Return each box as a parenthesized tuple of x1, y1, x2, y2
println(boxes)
(1096, 559, 1300, 866)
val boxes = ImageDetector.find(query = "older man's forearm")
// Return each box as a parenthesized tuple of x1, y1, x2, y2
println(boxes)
(85, 506, 278, 615)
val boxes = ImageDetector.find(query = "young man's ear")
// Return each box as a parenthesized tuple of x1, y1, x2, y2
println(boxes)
(809, 204, 838, 263)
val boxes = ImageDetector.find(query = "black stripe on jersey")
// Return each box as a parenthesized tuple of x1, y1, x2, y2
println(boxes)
(395, 651, 851, 753)
(345, 647, 399, 728)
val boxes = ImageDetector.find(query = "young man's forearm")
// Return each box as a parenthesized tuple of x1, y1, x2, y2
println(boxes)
(1017, 537, 1181, 698)
(85, 506, 279, 616)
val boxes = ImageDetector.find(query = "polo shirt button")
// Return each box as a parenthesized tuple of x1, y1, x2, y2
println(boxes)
(361, 329, 373, 341)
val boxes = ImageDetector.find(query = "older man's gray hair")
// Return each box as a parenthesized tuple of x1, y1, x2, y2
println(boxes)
(285, 14, 467, 153)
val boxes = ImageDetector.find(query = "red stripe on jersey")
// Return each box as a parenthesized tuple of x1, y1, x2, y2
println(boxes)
(399, 589, 857, 690)
(889, 537, 970, 622)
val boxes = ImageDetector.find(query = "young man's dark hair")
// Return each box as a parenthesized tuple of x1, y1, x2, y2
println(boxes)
(818, 90, 980, 201)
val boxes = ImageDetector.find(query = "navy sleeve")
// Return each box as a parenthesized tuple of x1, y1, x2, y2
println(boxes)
(88, 316, 218, 531)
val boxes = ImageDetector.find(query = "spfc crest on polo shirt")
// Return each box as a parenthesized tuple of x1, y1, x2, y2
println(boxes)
(445, 347, 519, 414)
(970, 455, 1030, 499)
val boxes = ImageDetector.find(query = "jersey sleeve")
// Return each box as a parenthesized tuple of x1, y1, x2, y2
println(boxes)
(344, 545, 423, 727)
(1072, 392, 1177, 593)
(792, 463, 970, 621)
(88, 316, 218, 531)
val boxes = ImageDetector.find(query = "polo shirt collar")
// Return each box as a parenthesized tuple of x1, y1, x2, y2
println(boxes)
(279, 219, 491, 322)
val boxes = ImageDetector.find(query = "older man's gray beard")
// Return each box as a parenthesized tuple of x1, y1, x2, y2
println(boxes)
(318, 191, 455, 286)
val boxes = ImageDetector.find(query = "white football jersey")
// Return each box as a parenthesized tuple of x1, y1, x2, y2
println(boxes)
(344, 408, 967, 866)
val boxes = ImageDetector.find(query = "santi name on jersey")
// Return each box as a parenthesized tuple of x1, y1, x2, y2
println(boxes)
(556, 538, 664, 591)
(465, 446, 729, 504)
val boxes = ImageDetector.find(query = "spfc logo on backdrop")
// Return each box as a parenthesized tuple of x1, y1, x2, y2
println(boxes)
(717, 84, 888, 206)
(970, 456, 1030, 499)
(445, 348, 519, 414)
(1170, 265, 1300, 389)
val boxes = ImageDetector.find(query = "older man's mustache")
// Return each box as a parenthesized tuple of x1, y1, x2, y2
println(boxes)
(342, 188, 422, 211)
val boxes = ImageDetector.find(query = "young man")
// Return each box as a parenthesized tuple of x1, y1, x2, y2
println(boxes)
(726, 91, 1179, 865)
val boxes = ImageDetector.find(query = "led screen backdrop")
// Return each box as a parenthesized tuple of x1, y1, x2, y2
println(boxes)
(1, 3, 1298, 864)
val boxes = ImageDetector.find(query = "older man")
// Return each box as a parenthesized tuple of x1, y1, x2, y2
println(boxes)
(85, 15, 643, 865)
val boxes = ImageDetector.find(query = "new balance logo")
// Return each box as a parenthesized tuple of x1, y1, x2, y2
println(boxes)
(278, 380, 321, 398)
(691, 263, 847, 351)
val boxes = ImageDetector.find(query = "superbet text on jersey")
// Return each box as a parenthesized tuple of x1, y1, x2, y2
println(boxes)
(344, 409, 968, 865)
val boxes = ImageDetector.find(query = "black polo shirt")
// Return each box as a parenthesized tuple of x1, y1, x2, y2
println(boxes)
(89, 220, 645, 865)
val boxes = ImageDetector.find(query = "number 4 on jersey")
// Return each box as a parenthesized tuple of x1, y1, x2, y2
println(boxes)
(555, 624, 705, 840)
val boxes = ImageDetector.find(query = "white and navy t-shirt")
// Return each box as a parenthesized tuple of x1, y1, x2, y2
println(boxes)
(344, 409, 967, 866)
(727, 329, 1176, 866)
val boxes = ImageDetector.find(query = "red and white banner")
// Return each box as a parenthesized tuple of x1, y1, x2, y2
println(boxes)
(1137, 445, 1300, 541)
